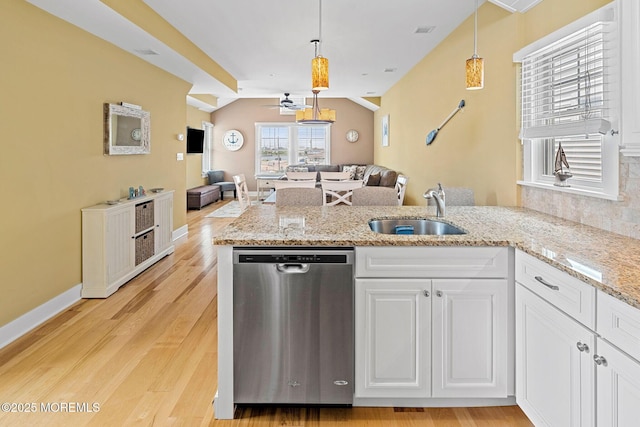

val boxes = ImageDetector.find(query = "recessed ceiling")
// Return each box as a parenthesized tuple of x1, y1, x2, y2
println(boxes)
(25, 0, 534, 111)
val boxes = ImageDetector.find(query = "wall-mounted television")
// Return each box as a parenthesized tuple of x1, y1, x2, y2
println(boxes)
(186, 128, 205, 153)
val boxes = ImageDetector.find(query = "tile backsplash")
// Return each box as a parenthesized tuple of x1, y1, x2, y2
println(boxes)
(521, 156, 640, 239)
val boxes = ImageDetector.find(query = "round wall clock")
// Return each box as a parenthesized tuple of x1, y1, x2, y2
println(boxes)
(223, 129, 244, 151)
(346, 129, 359, 143)
(131, 128, 142, 141)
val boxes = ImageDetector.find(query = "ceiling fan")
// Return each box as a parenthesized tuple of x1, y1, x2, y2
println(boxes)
(263, 93, 311, 111)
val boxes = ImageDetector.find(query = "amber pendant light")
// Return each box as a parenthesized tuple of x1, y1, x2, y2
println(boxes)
(312, 40, 329, 91)
(466, 0, 484, 90)
(311, 0, 329, 91)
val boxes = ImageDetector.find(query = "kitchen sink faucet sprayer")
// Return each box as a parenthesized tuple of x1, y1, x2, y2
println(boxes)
(423, 183, 446, 217)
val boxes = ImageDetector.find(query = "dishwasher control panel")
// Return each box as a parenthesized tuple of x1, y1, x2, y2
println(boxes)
(238, 253, 348, 264)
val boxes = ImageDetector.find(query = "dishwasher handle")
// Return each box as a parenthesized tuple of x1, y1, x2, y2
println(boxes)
(276, 263, 310, 274)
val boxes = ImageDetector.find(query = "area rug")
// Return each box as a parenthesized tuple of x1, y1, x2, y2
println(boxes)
(205, 201, 257, 218)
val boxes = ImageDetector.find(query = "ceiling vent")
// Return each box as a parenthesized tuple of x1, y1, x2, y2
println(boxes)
(415, 26, 436, 34)
(133, 48, 159, 56)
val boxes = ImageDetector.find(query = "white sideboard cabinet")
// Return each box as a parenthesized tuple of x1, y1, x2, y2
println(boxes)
(354, 246, 512, 404)
(81, 191, 174, 298)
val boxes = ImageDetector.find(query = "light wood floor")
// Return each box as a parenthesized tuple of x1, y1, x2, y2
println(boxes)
(0, 201, 534, 427)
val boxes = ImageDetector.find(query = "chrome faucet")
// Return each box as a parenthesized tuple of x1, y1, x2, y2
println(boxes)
(423, 183, 446, 217)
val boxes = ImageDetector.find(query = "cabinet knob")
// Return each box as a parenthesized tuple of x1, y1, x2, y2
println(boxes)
(576, 342, 589, 352)
(593, 355, 608, 366)
(436, 290, 443, 297)
(423, 290, 430, 297)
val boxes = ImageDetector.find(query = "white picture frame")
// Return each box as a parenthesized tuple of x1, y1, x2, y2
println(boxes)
(381, 114, 389, 147)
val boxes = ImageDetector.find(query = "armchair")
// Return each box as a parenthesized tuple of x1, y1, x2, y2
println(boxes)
(207, 170, 236, 200)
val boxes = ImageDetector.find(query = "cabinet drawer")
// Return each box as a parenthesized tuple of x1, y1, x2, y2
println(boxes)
(598, 290, 640, 363)
(355, 246, 509, 278)
(515, 250, 595, 329)
(258, 179, 278, 187)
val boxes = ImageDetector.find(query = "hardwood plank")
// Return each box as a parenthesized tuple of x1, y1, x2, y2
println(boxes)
(0, 200, 533, 426)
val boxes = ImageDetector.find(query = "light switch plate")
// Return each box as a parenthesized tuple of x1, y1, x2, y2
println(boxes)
(177, 153, 184, 161)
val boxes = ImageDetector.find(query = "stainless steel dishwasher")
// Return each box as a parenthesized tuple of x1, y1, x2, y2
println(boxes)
(233, 248, 354, 405)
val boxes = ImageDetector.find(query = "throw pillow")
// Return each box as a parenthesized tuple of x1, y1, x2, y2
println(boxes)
(366, 172, 381, 186)
(289, 166, 309, 172)
(355, 165, 367, 180)
(342, 165, 358, 180)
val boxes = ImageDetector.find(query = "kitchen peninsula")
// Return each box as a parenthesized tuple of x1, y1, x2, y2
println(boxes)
(213, 205, 640, 423)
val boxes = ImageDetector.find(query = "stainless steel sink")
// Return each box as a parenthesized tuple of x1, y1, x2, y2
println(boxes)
(368, 218, 466, 235)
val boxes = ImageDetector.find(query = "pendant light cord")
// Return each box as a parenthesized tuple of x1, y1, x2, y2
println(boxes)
(473, 0, 478, 57)
(318, 0, 323, 57)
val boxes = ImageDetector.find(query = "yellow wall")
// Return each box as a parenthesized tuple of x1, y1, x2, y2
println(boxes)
(375, 0, 609, 206)
(0, 1, 191, 327)
(186, 106, 212, 189)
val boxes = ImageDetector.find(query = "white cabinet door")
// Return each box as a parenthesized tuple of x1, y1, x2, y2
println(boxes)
(355, 279, 431, 398)
(596, 338, 640, 427)
(154, 192, 173, 253)
(105, 207, 135, 284)
(432, 279, 508, 398)
(516, 284, 595, 427)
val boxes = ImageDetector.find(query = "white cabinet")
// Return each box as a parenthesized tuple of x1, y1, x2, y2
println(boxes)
(516, 249, 640, 426)
(154, 191, 173, 253)
(619, 0, 640, 156)
(516, 283, 595, 427)
(595, 290, 640, 426)
(355, 279, 431, 398)
(515, 250, 597, 426)
(82, 191, 175, 298)
(432, 279, 508, 398)
(354, 247, 512, 403)
(104, 207, 135, 284)
(595, 338, 640, 426)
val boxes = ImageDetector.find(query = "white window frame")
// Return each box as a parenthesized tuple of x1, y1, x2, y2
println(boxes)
(201, 121, 213, 177)
(254, 122, 332, 175)
(514, 2, 621, 201)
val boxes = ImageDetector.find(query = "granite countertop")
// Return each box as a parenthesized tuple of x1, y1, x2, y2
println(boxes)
(213, 205, 640, 310)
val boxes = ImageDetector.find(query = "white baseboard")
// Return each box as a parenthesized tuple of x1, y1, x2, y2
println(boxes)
(0, 225, 190, 350)
(173, 224, 188, 241)
(0, 284, 82, 350)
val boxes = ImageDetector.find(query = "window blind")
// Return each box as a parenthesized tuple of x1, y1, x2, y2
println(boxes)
(519, 21, 615, 140)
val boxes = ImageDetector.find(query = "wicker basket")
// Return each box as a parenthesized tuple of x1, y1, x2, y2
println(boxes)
(135, 200, 154, 233)
(135, 230, 155, 266)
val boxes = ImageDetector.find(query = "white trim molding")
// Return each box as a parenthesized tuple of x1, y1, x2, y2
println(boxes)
(0, 284, 82, 350)
(173, 224, 188, 242)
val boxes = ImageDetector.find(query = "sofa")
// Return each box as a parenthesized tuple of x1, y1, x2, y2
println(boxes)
(285, 164, 398, 188)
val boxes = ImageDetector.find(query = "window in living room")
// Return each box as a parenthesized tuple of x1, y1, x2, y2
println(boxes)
(255, 123, 331, 174)
(201, 121, 213, 176)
